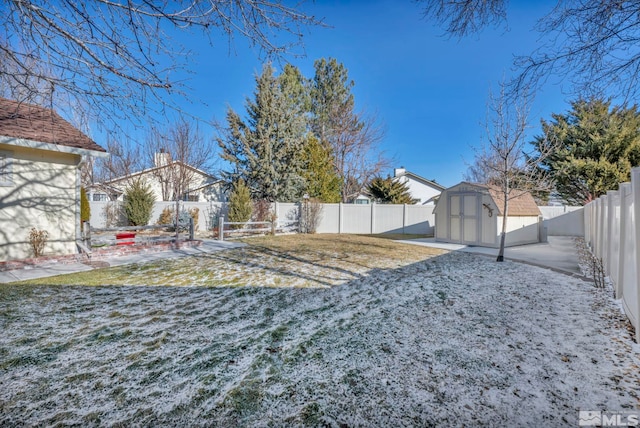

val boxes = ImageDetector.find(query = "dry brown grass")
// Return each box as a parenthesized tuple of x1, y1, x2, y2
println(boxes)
(241, 234, 442, 266)
(15, 234, 445, 287)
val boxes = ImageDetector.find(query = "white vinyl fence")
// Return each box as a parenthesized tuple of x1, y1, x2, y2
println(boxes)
(272, 203, 436, 235)
(538, 206, 584, 237)
(89, 201, 436, 236)
(584, 167, 640, 343)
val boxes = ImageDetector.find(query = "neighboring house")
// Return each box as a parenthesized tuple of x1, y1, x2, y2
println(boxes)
(393, 167, 445, 204)
(353, 194, 371, 205)
(90, 155, 225, 203)
(0, 97, 107, 261)
(434, 182, 541, 248)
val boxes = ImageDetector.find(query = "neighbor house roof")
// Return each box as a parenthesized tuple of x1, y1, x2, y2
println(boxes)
(0, 97, 106, 154)
(394, 169, 446, 191)
(104, 160, 220, 186)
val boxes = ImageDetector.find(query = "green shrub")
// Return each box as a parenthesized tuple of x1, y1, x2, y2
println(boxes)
(80, 187, 90, 223)
(228, 179, 253, 228)
(123, 179, 156, 226)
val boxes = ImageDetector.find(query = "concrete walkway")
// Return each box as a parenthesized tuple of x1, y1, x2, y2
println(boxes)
(398, 236, 585, 277)
(0, 240, 246, 284)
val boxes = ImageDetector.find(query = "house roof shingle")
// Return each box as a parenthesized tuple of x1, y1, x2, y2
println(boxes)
(0, 97, 106, 153)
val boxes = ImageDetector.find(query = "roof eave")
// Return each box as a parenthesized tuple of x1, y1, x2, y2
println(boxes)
(0, 135, 109, 158)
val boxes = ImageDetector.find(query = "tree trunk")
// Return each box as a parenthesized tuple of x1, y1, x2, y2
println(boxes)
(497, 185, 508, 262)
(175, 198, 180, 241)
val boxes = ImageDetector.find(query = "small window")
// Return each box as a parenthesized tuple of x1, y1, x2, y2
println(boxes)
(0, 151, 13, 186)
(92, 193, 108, 202)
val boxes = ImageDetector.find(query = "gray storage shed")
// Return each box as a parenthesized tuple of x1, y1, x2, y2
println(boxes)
(434, 182, 541, 247)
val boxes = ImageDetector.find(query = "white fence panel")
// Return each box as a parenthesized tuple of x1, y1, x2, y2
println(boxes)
(539, 206, 584, 236)
(89, 201, 223, 231)
(406, 204, 436, 235)
(90, 200, 437, 236)
(342, 204, 372, 234)
(314, 204, 340, 234)
(373, 204, 405, 233)
(584, 166, 640, 343)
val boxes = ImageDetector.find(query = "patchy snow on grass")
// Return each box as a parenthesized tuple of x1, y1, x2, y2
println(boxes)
(1, 251, 639, 426)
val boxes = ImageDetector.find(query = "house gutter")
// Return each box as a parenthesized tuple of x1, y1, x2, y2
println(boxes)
(0, 136, 110, 158)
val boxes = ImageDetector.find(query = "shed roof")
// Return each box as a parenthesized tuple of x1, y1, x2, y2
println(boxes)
(483, 184, 540, 216)
(441, 182, 541, 216)
(0, 97, 106, 154)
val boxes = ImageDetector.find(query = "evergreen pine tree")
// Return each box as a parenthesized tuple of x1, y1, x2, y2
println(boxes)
(301, 135, 342, 202)
(80, 186, 91, 223)
(367, 176, 417, 204)
(218, 63, 307, 202)
(533, 98, 640, 205)
(123, 179, 156, 226)
(310, 58, 386, 202)
(227, 179, 253, 226)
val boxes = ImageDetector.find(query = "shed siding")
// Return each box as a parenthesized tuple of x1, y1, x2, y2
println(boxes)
(435, 181, 540, 248)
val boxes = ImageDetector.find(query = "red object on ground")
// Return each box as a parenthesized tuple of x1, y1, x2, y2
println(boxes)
(115, 232, 136, 245)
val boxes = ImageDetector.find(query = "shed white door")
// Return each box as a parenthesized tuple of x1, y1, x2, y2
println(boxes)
(449, 193, 479, 244)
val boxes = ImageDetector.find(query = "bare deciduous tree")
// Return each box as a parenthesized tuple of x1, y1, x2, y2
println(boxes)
(0, 1, 322, 127)
(420, 0, 507, 37)
(332, 111, 388, 202)
(469, 84, 556, 261)
(145, 117, 216, 238)
(93, 136, 144, 184)
(420, 1, 640, 100)
(145, 118, 216, 202)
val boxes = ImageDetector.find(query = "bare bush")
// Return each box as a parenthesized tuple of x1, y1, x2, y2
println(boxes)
(28, 228, 48, 258)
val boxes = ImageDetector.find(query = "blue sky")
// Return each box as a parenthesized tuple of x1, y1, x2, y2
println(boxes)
(138, 0, 574, 188)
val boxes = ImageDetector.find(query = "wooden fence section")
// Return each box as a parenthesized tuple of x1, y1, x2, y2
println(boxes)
(217, 219, 299, 241)
(584, 167, 640, 343)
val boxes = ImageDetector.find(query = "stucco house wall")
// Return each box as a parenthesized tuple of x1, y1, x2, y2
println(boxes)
(0, 145, 80, 259)
(0, 97, 107, 261)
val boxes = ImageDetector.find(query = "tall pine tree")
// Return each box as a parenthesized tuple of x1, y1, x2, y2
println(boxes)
(218, 63, 307, 202)
(533, 98, 640, 205)
(309, 58, 386, 202)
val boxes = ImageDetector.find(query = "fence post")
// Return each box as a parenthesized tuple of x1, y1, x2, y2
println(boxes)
(218, 216, 225, 242)
(370, 202, 375, 234)
(403, 204, 408, 234)
(189, 217, 194, 241)
(606, 190, 616, 274)
(339, 203, 343, 234)
(83, 221, 92, 248)
(632, 167, 640, 343)
(617, 183, 631, 299)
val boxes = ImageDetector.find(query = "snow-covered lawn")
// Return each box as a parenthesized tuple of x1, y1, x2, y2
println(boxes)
(1, 237, 638, 426)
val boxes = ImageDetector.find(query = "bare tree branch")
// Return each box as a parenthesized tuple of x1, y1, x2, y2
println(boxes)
(0, 0, 323, 128)
(418, 0, 508, 37)
(419, 1, 640, 100)
(468, 83, 557, 261)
